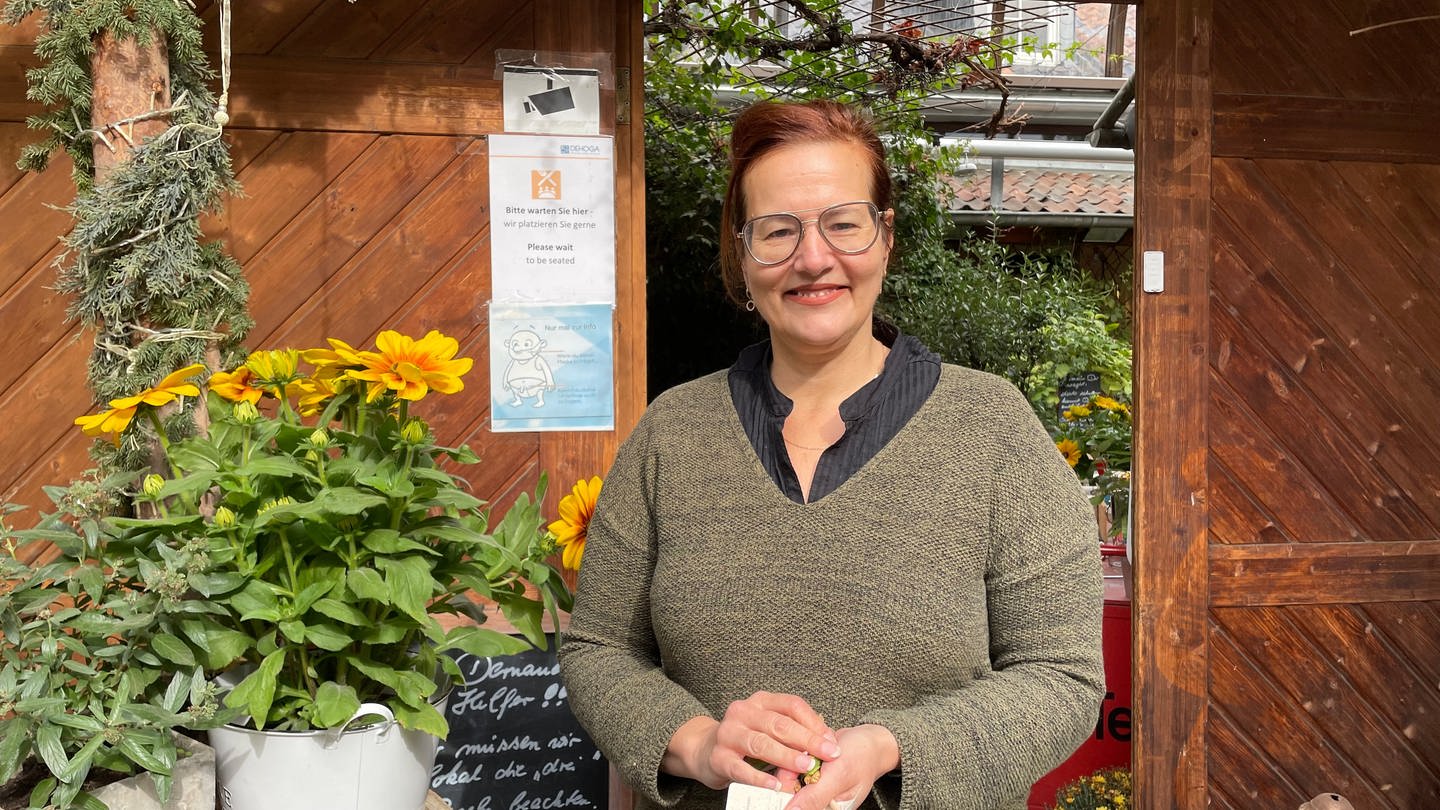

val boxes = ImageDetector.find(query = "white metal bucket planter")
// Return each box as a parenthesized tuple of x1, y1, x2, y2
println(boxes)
(208, 704, 437, 810)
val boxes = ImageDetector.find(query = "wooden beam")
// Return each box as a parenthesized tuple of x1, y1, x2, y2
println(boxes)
(1214, 94, 1440, 163)
(1210, 541, 1440, 606)
(1134, 1, 1212, 808)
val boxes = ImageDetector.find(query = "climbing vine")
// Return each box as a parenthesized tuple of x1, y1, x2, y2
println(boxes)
(2, 0, 250, 471)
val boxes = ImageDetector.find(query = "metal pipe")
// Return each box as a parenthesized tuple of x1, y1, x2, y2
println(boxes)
(1092, 73, 1135, 132)
(940, 137, 1134, 163)
(950, 212, 1134, 228)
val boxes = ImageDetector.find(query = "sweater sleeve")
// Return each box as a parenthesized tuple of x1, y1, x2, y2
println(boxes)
(557, 410, 710, 807)
(858, 383, 1105, 810)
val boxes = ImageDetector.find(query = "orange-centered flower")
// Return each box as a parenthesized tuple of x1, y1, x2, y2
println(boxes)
(347, 330, 472, 403)
(548, 476, 601, 571)
(209, 366, 264, 404)
(74, 363, 206, 444)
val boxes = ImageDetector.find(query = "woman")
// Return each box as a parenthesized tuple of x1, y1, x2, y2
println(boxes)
(558, 100, 1103, 810)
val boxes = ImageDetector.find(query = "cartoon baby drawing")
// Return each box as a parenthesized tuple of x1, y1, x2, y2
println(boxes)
(502, 329, 555, 408)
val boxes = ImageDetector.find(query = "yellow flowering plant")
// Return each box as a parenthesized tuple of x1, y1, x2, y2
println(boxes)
(1047, 767, 1131, 810)
(1050, 394, 1132, 541)
(5, 325, 578, 801)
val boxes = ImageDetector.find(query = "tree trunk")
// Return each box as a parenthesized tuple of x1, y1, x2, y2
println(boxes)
(90, 28, 171, 182)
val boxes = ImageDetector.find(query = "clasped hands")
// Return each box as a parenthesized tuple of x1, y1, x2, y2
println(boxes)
(663, 691, 900, 810)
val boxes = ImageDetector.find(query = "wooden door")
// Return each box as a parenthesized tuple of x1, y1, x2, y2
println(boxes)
(1134, 2, 1440, 807)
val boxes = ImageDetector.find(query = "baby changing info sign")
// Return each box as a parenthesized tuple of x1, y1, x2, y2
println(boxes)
(489, 134, 615, 304)
(490, 303, 613, 432)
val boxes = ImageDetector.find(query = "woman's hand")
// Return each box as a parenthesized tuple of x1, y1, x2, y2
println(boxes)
(779, 724, 900, 810)
(662, 691, 841, 791)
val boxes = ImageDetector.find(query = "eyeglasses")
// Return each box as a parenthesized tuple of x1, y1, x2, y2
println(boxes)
(737, 201, 884, 266)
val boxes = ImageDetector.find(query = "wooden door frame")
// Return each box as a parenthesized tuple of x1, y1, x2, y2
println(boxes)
(1132, 2, 1211, 808)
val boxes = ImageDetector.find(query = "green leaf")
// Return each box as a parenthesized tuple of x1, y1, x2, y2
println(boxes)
(377, 556, 434, 625)
(0, 718, 33, 784)
(312, 598, 369, 626)
(34, 721, 67, 777)
(314, 487, 388, 515)
(151, 633, 197, 666)
(178, 619, 251, 670)
(360, 623, 407, 644)
(118, 734, 172, 776)
(224, 649, 285, 729)
(232, 580, 281, 621)
(302, 622, 352, 651)
(392, 699, 448, 738)
(47, 713, 104, 732)
(188, 571, 248, 597)
(279, 620, 306, 644)
(311, 682, 361, 729)
(440, 626, 531, 658)
(346, 568, 389, 604)
(360, 529, 437, 556)
(29, 776, 56, 809)
(496, 593, 544, 645)
(57, 733, 105, 782)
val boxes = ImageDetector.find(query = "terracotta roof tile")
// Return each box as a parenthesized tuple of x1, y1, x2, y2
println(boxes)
(944, 168, 1133, 216)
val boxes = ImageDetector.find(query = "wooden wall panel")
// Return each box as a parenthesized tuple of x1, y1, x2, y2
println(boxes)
(0, 0, 645, 591)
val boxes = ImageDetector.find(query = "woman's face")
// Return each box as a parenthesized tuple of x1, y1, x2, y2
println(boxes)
(740, 140, 893, 359)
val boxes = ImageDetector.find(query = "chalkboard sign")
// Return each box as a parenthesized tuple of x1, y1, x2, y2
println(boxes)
(1057, 371, 1103, 417)
(431, 637, 607, 810)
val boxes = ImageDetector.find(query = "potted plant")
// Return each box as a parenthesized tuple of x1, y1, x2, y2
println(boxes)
(1, 491, 220, 810)
(3, 399, 230, 809)
(1051, 393, 1133, 543)
(1045, 766, 1132, 810)
(36, 329, 572, 810)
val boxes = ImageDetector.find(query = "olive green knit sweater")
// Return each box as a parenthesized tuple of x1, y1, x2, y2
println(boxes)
(558, 365, 1103, 810)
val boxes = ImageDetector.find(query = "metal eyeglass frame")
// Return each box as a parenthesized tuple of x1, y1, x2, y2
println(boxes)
(736, 200, 884, 266)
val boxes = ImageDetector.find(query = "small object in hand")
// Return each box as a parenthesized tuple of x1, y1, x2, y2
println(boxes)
(803, 755, 823, 785)
(1299, 794, 1354, 810)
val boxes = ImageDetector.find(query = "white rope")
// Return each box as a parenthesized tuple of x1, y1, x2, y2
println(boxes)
(214, 0, 232, 127)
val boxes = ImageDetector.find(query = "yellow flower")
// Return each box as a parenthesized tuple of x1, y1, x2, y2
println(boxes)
(245, 349, 301, 397)
(209, 366, 264, 404)
(548, 476, 601, 571)
(1055, 438, 1081, 467)
(301, 338, 366, 381)
(74, 363, 206, 444)
(292, 375, 338, 417)
(1063, 404, 1091, 421)
(74, 405, 140, 445)
(1091, 395, 1122, 412)
(348, 330, 472, 403)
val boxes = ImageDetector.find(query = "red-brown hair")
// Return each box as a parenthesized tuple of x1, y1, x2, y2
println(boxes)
(718, 100, 892, 307)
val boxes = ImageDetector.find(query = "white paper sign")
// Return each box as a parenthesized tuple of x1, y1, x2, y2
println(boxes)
(489, 303, 614, 433)
(488, 134, 615, 305)
(502, 66, 601, 135)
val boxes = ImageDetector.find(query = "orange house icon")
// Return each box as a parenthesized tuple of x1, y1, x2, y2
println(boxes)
(531, 170, 561, 200)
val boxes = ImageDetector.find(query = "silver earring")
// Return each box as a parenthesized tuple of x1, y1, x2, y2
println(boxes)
(744, 288, 756, 312)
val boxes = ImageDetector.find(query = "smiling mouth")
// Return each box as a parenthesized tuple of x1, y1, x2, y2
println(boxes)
(786, 286, 845, 303)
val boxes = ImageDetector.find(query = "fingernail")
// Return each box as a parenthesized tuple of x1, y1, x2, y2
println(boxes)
(820, 740, 841, 758)
(796, 754, 815, 771)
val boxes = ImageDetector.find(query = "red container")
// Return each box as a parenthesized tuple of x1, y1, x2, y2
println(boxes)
(1026, 545, 1132, 809)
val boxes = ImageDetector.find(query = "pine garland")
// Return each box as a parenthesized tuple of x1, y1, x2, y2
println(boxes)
(3, 0, 251, 471)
